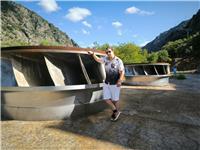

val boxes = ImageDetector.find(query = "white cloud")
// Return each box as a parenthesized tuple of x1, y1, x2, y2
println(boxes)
(139, 41, 150, 47)
(82, 29, 90, 35)
(125, 6, 140, 14)
(65, 7, 91, 22)
(82, 21, 92, 28)
(140, 10, 155, 16)
(38, 0, 60, 13)
(112, 21, 122, 28)
(112, 21, 123, 36)
(125, 6, 154, 16)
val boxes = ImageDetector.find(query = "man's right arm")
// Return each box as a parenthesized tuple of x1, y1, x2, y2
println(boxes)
(88, 51, 104, 64)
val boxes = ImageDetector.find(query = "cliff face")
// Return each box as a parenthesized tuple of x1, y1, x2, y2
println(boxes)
(143, 10, 200, 51)
(1, 1, 78, 47)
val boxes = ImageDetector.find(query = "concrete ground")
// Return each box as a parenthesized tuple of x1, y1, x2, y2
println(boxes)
(1, 74, 200, 150)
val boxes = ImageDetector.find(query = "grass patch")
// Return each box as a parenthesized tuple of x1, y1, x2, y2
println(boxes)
(176, 74, 186, 80)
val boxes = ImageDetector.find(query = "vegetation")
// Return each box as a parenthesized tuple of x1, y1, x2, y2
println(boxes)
(176, 74, 186, 80)
(114, 43, 148, 63)
(1, 40, 30, 47)
(147, 52, 158, 63)
(147, 50, 171, 63)
(161, 32, 200, 59)
(92, 42, 171, 64)
(91, 32, 199, 67)
(39, 39, 60, 46)
(1, 39, 64, 47)
(92, 42, 110, 50)
(158, 32, 200, 70)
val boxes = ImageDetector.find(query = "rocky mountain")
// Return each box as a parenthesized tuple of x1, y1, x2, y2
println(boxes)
(1, 1, 78, 47)
(143, 10, 200, 51)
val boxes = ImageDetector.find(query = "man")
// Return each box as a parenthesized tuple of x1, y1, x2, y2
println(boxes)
(172, 65, 177, 76)
(88, 47, 124, 121)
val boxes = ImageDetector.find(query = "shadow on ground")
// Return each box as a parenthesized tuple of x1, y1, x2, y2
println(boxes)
(46, 88, 200, 150)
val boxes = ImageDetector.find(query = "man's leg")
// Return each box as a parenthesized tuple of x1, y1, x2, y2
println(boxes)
(105, 99, 116, 111)
(110, 85, 121, 121)
(111, 100, 121, 121)
(112, 100, 120, 111)
(110, 84, 121, 111)
(103, 84, 120, 120)
(104, 99, 119, 121)
(103, 84, 117, 113)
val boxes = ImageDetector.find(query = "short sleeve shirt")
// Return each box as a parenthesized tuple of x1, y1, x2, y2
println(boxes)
(101, 56, 124, 84)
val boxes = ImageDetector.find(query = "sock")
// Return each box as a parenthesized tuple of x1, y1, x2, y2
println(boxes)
(113, 109, 117, 113)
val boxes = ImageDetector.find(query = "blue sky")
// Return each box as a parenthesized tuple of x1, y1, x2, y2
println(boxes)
(16, 0, 199, 47)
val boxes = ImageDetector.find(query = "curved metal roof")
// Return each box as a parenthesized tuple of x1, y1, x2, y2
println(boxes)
(1, 46, 106, 56)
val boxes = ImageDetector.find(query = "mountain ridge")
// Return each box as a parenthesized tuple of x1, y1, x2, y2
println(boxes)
(1, 1, 78, 47)
(143, 10, 200, 51)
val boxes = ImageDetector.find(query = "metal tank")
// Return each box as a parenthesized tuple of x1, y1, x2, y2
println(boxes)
(124, 63, 171, 86)
(1, 46, 106, 120)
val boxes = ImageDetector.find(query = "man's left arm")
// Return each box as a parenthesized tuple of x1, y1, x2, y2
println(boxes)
(117, 70, 124, 87)
(117, 60, 125, 87)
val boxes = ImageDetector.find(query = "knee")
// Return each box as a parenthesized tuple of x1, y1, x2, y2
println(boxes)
(105, 99, 112, 103)
(112, 100, 119, 104)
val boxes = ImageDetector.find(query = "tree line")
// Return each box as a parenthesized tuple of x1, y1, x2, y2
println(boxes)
(91, 42, 171, 64)
(91, 32, 200, 65)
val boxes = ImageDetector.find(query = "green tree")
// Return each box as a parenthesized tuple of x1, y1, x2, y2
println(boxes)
(147, 52, 158, 63)
(191, 32, 200, 59)
(157, 50, 171, 62)
(114, 43, 147, 63)
(161, 32, 199, 59)
(92, 42, 110, 50)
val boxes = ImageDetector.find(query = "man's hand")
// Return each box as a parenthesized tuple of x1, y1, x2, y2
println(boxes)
(88, 51, 94, 55)
(88, 51, 104, 64)
(116, 80, 122, 87)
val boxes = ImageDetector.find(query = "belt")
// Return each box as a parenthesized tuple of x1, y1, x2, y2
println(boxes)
(105, 81, 116, 85)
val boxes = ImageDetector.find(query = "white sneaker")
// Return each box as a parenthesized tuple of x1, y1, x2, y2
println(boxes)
(112, 111, 121, 121)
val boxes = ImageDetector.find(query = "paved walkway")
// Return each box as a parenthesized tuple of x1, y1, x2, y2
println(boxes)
(1, 74, 200, 150)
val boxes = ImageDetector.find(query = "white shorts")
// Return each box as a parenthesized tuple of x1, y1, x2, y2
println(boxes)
(103, 83, 121, 101)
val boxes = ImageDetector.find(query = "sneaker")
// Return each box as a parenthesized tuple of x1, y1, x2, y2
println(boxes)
(111, 109, 117, 121)
(112, 111, 121, 121)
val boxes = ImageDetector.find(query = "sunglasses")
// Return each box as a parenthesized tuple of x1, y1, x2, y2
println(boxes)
(106, 51, 112, 54)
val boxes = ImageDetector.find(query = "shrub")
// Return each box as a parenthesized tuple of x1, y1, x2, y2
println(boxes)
(176, 74, 186, 80)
